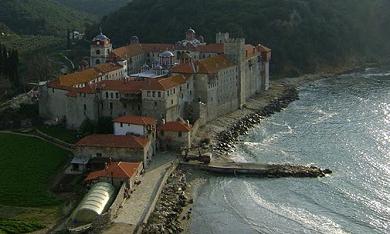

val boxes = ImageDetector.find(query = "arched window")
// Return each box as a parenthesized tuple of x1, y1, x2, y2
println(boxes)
(96, 59, 100, 64)
(96, 49, 100, 55)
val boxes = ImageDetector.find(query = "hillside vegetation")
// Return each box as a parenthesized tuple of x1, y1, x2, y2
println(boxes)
(96, 0, 390, 76)
(0, 0, 96, 36)
(55, 0, 132, 17)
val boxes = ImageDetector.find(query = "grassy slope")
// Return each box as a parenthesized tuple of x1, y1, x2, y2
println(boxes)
(37, 125, 79, 144)
(0, 133, 69, 207)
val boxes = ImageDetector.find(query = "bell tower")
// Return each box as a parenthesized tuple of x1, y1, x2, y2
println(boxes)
(90, 30, 112, 67)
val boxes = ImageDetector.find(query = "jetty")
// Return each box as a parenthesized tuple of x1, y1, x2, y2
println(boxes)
(180, 161, 332, 178)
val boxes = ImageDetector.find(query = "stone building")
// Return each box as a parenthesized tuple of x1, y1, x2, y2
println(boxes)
(39, 29, 271, 130)
(113, 115, 157, 156)
(158, 120, 192, 150)
(39, 62, 126, 129)
(74, 134, 153, 166)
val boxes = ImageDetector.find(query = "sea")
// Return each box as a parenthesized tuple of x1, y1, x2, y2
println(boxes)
(191, 68, 390, 234)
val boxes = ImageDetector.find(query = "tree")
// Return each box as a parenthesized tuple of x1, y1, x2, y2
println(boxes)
(26, 53, 56, 82)
(96, 116, 113, 134)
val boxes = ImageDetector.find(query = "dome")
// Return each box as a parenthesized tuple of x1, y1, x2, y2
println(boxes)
(130, 35, 139, 44)
(187, 28, 196, 34)
(93, 32, 109, 41)
(159, 50, 174, 57)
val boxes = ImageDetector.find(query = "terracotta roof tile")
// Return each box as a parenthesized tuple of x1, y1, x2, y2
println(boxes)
(197, 55, 235, 74)
(76, 134, 149, 149)
(141, 43, 175, 52)
(98, 75, 186, 92)
(112, 44, 144, 59)
(58, 63, 123, 87)
(160, 121, 192, 132)
(195, 43, 224, 53)
(171, 63, 195, 74)
(114, 115, 157, 126)
(85, 162, 142, 181)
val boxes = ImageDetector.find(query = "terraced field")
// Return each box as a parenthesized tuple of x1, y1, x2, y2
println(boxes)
(0, 133, 69, 207)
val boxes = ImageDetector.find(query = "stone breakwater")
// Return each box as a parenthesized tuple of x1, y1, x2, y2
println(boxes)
(214, 86, 299, 155)
(142, 169, 191, 234)
(181, 162, 332, 178)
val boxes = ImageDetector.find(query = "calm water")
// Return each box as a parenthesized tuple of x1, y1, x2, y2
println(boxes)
(191, 69, 390, 234)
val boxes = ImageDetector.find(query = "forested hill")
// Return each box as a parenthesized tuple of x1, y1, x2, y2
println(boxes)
(54, 0, 132, 17)
(0, 0, 96, 36)
(95, 0, 390, 76)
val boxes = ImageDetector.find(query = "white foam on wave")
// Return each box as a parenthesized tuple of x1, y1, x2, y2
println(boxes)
(362, 72, 390, 78)
(312, 109, 338, 124)
(244, 181, 349, 234)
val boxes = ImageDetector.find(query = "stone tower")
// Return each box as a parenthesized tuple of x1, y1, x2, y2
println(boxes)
(216, 32, 230, 44)
(224, 37, 246, 106)
(90, 32, 112, 67)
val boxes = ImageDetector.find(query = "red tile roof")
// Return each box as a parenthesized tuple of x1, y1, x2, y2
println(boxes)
(195, 43, 224, 53)
(85, 162, 142, 181)
(160, 121, 192, 132)
(257, 44, 271, 52)
(171, 63, 196, 74)
(58, 63, 123, 87)
(98, 75, 186, 92)
(197, 55, 235, 74)
(112, 44, 144, 59)
(245, 44, 259, 58)
(76, 134, 149, 149)
(114, 115, 157, 126)
(141, 43, 175, 52)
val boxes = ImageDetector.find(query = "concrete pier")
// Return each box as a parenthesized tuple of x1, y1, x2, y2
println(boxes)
(180, 161, 331, 178)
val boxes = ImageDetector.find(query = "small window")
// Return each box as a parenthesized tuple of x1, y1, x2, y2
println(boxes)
(96, 153, 102, 157)
(171, 100, 173, 105)
(52, 88, 54, 93)
(152, 91, 156, 97)
(111, 93, 114, 98)
(105, 92, 108, 98)
(166, 91, 169, 96)
(154, 101, 157, 107)
(173, 88, 176, 94)
(83, 104, 87, 112)
(116, 93, 119, 99)
(120, 123, 123, 127)
(96, 49, 100, 55)
(158, 91, 161, 97)
(147, 91, 151, 97)
(96, 59, 100, 64)
(178, 132, 182, 137)
(110, 102, 113, 110)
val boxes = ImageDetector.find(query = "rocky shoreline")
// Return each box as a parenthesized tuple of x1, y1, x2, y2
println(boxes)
(142, 169, 192, 234)
(214, 86, 299, 155)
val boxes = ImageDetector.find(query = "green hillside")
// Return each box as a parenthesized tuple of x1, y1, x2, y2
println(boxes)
(55, 0, 132, 17)
(95, 0, 390, 76)
(0, 0, 96, 36)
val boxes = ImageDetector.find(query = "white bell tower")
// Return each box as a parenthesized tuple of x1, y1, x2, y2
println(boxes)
(90, 30, 112, 67)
